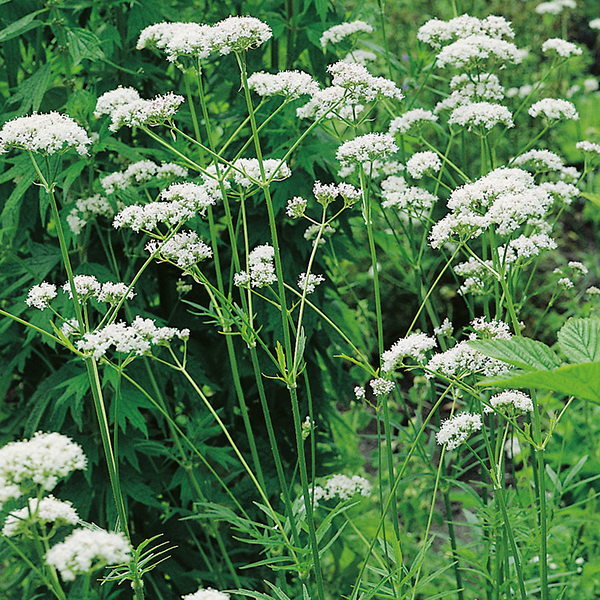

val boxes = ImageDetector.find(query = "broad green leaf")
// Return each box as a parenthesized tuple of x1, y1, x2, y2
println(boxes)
(469, 338, 562, 371)
(65, 28, 105, 66)
(479, 361, 600, 403)
(557, 317, 600, 363)
(0, 11, 43, 43)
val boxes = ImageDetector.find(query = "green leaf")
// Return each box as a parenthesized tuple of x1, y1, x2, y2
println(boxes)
(557, 317, 600, 363)
(479, 361, 600, 403)
(469, 338, 562, 371)
(65, 28, 105, 66)
(0, 11, 43, 43)
(581, 192, 600, 207)
(9, 63, 53, 113)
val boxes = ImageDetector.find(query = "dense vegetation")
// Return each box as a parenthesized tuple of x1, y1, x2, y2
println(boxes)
(1, 0, 600, 599)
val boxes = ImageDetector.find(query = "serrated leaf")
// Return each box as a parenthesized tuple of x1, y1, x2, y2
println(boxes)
(65, 28, 105, 66)
(469, 338, 562, 371)
(557, 317, 600, 363)
(479, 361, 600, 403)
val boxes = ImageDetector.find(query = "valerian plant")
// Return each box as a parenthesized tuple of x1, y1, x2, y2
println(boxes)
(1, 1, 600, 600)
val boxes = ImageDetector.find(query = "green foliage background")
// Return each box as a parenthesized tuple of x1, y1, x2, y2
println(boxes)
(1, 0, 600, 599)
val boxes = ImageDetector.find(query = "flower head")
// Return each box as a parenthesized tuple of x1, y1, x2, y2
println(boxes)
(484, 390, 533, 414)
(247, 71, 319, 100)
(320, 20, 373, 47)
(211, 16, 272, 54)
(45, 528, 132, 581)
(0, 112, 91, 156)
(406, 151, 442, 179)
(436, 412, 482, 450)
(542, 38, 582, 58)
(2, 495, 79, 537)
(381, 333, 437, 373)
(529, 98, 578, 121)
(26, 282, 57, 310)
(0, 432, 87, 506)
(336, 133, 398, 167)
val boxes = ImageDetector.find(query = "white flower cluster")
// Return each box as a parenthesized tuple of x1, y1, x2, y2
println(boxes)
(470, 316, 512, 340)
(536, 0, 576, 15)
(286, 196, 308, 218)
(26, 282, 57, 309)
(430, 167, 554, 247)
(76, 316, 190, 360)
(146, 231, 213, 270)
(426, 317, 512, 379)
(98, 282, 136, 304)
(233, 158, 291, 187)
(343, 50, 377, 65)
(541, 38, 582, 58)
(137, 22, 214, 61)
(114, 183, 215, 233)
(27, 277, 135, 310)
(298, 272, 325, 293)
(529, 98, 578, 121)
(327, 61, 404, 103)
(312, 180, 361, 207)
(435, 35, 525, 69)
(247, 70, 319, 100)
(137, 16, 272, 61)
(67, 194, 114, 235)
(183, 589, 230, 600)
(2, 495, 79, 537)
(577, 141, 600, 155)
(501, 233, 558, 263)
(161, 182, 217, 215)
(96, 90, 185, 132)
(320, 20, 373, 47)
(94, 86, 141, 117)
(101, 160, 187, 194)
(435, 73, 505, 113)
(434, 318, 454, 337)
(484, 390, 533, 414)
(369, 378, 396, 396)
(448, 102, 513, 131)
(62, 274, 101, 301)
(336, 133, 398, 168)
(114, 203, 194, 232)
(406, 151, 442, 179)
(234, 244, 277, 288)
(45, 528, 132, 582)
(312, 474, 372, 504)
(296, 62, 403, 121)
(0, 112, 91, 156)
(0, 432, 87, 506)
(436, 412, 482, 450)
(591, 18, 600, 30)
(389, 109, 438, 135)
(380, 176, 437, 213)
(296, 85, 365, 120)
(381, 333, 437, 374)
(418, 14, 515, 48)
(417, 15, 525, 70)
(513, 149, 563, 172)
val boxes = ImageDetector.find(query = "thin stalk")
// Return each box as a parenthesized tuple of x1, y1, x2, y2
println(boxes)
(443, 488, 464, 600)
